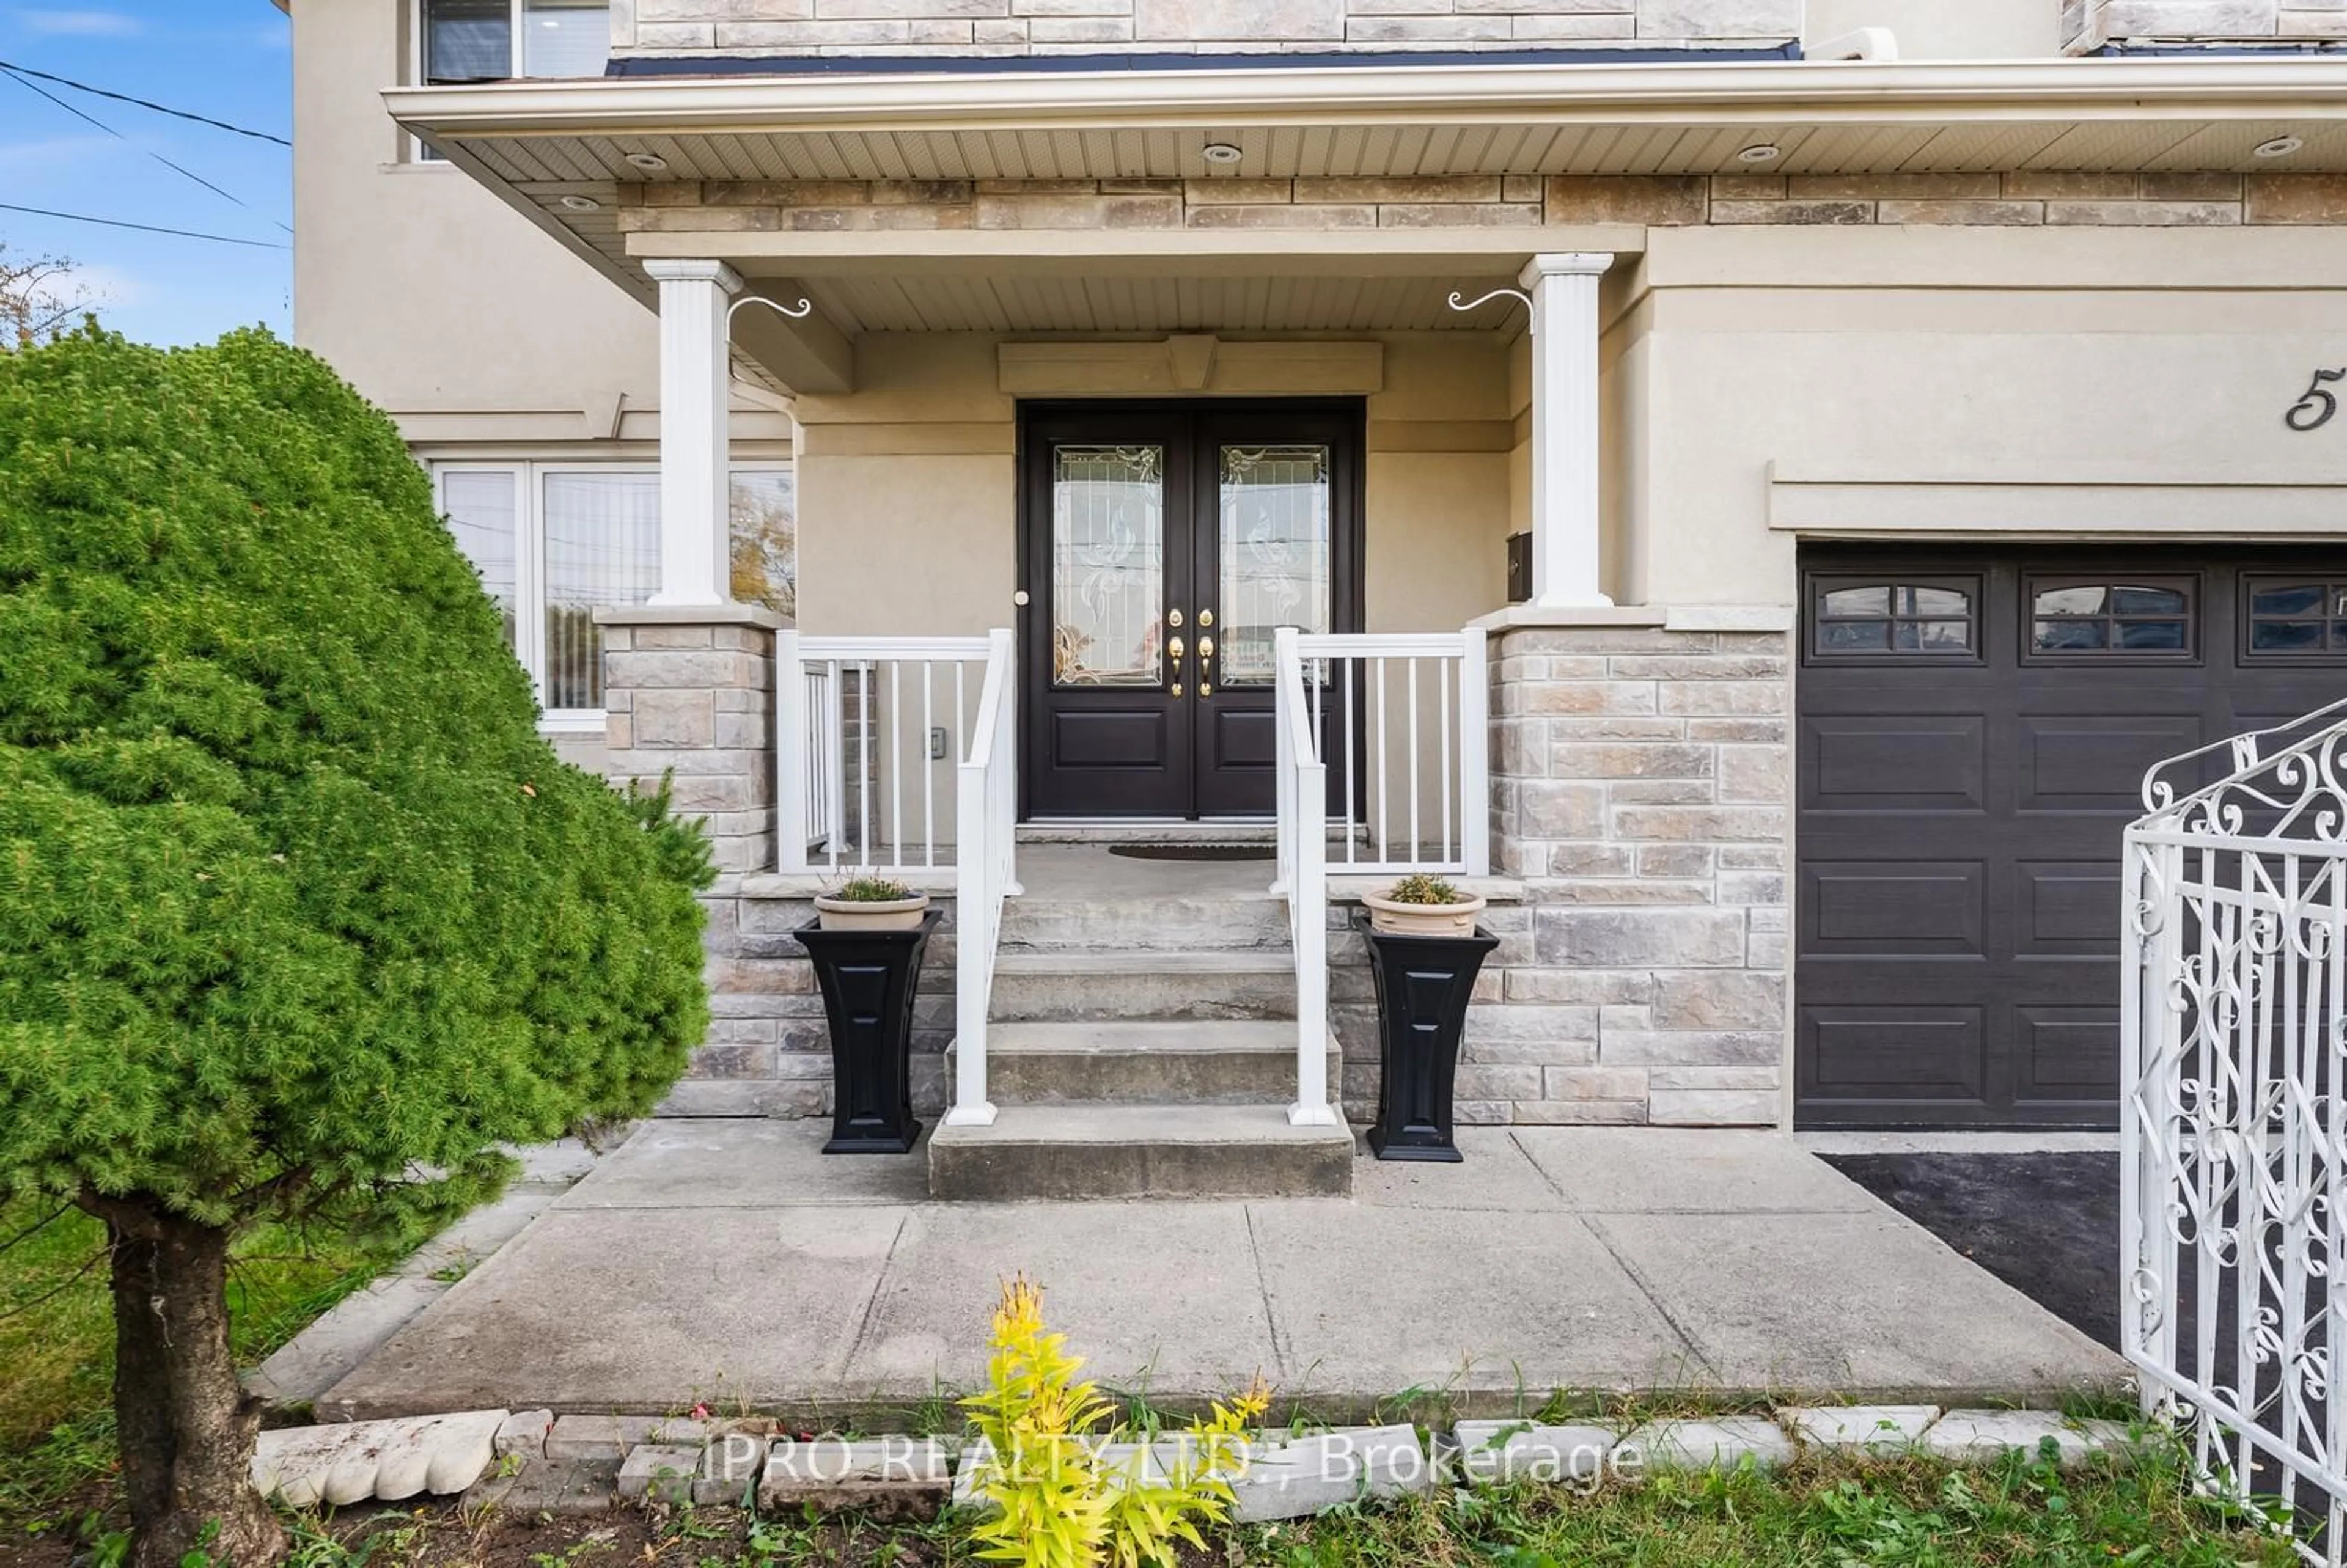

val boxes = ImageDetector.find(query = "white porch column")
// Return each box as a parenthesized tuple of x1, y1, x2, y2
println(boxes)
(1521, 252, 1614, 609)
(645, 258, 743, 608)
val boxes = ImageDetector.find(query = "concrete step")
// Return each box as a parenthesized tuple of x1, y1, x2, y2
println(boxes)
(988, 950, 1297, 1023)
(998, 896, 1289, 954)
(948, 1021, 1341, 1106)
(927, 1104, 1354, 1200)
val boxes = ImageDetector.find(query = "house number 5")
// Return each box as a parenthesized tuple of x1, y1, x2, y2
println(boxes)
(2288, 368, 2347, 432)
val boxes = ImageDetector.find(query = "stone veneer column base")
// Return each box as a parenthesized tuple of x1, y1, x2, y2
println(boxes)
(597, 604, 895, 1119)
(1332, 608, 1792, 1130)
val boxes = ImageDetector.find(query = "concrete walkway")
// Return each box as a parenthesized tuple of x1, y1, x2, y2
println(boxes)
(318, 1120, 2128, 1424)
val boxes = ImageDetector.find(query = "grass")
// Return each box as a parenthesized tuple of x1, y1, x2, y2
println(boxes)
(274, 1442, 2299, 1568)
(0, 1196, 427, 1540)
(1247, 1448, 2299, 1567)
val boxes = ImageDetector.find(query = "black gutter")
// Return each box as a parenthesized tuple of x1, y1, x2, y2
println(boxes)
(606, 43, 1801, 78)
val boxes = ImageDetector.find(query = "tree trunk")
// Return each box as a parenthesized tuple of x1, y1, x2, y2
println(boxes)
(101, 1200, 287, 1568)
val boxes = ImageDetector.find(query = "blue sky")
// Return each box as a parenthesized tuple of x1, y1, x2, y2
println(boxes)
(1, 1, 290, 345)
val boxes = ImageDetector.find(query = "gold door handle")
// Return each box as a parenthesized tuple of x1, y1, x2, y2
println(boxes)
(1197, 608, 1214, 629)
(1196, 632, 1214, 698)
(1168, 634, 1185, 698)
(1198, 636, 1214, 660)
(1168, 636, 1185, 662)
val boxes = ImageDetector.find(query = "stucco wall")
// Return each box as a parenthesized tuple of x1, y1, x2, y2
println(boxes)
(292, 0, 660, 427)
(790, 329, 1512, 638)
(1615, 225, 2347, 607)
(1805, 0, 2058, 56)
(615, 0, 1801, 57)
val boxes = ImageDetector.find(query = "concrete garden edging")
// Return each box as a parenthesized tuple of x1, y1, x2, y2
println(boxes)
(241, 1403, 2147, 1519)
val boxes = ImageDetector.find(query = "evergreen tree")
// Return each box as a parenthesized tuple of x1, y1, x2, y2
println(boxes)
(0, 329, 713, 1566)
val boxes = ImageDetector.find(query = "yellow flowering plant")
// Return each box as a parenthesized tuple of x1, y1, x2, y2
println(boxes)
(960, 1275, 1271, 1568)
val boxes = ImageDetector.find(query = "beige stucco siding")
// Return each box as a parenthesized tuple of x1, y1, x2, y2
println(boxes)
(793, 329, 1517, 638)
(1805, 0, 2058, 57)
(1615, 226, 2347, 607)
(291, 0, 658, 425)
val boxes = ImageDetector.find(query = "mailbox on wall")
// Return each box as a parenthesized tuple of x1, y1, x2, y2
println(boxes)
(1506, 532, 1532, 604)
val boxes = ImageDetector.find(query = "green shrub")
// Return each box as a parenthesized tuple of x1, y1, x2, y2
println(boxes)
(960, 1276, 1266, 1568)
(0, 328, 712, 1566)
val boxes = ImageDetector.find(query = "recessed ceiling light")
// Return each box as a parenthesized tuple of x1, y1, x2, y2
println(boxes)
(625, 152, 669, 172)
(1202, 142, 1243, 166)
(1736, 144, 1782, 165)
(559, 194, 601, 212)
(2255, 135, 2304, 159)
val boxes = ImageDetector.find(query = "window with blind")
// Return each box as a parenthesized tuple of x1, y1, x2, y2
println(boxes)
(418, 1, 609, 159)
(434, 463, 795, 722)
(422, 0, 608, 82)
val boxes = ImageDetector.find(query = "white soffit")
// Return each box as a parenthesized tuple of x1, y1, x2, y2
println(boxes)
(388, 57, 2347, 329)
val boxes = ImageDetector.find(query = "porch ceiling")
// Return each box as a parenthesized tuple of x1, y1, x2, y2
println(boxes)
(793, 271, 1524, 335)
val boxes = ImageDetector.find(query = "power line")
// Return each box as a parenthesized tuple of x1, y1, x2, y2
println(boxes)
(1, 66, 291, 234)
(0, 59, 290, 147)
(0, 202, 288, 249)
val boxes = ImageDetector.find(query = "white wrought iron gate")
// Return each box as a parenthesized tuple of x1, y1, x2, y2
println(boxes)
(2125, 698, 2347, 1561)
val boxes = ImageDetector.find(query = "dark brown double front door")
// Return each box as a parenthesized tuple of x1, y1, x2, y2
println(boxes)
(1020, 401, 1363, 820)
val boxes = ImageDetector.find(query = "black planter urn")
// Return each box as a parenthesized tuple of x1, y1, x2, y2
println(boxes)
(1360, 918, 1500, 1162)
(792, 910, 941, 1154)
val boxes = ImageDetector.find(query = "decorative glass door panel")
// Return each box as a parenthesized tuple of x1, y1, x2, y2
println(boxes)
(1219, 444, 1332, 687)
(1022, 403, 1361, 821)
(1051, 445, 1166, 687)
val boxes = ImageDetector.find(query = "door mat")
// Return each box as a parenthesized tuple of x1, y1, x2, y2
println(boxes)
(1106, 844, 1277, 862)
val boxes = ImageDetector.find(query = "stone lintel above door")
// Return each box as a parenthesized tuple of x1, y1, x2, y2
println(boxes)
(998, 338, 1384, 400)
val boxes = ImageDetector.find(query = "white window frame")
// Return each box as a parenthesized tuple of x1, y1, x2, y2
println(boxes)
(432, 459, 795, 733)
(409, 0, 610, 163)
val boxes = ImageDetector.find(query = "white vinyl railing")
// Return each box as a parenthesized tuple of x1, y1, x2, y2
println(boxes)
(1273, 625, 1491, 1126)
(949, 628, 1018, 1126)
(776, 634, 995, 873)
(776, 629, 1017, 1128)
(1292, 629, 1490, 877)
(2123, 698, 2347, 1564)
(1273, 626, 1339, 1129)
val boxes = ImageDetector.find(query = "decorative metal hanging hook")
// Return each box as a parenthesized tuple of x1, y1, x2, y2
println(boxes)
(1446, 285, 1535, 334)
(727, 294, 814, 323)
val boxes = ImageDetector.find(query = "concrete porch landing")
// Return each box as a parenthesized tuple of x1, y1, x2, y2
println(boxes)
(318, 1120, 2128, 1424)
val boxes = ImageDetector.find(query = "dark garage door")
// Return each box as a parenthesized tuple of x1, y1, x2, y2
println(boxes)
(1796, 544, 2347, 1129)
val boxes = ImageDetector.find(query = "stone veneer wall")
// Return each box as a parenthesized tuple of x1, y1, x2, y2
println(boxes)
(689, 892, 958, 1118)
(618, 173, 2347, 235)
(2065, 1, 2346, 51)
(598, 609, 960, 1121)
(613, 0, 1799, 57)
(1331, 625, 1790, 1129)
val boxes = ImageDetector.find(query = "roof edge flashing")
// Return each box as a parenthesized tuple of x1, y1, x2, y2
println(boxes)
(604, 43, 1802, 77)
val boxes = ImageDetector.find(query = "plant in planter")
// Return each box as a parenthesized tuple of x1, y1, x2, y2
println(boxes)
(1362, 871, 1488, 938)
(815, 873, 932, 932)
(1357, 876, 1499, 1163)
(795, 879, 942, 1153)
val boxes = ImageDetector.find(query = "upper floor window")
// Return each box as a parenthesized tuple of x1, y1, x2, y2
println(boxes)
(425, 0, 610, 84)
